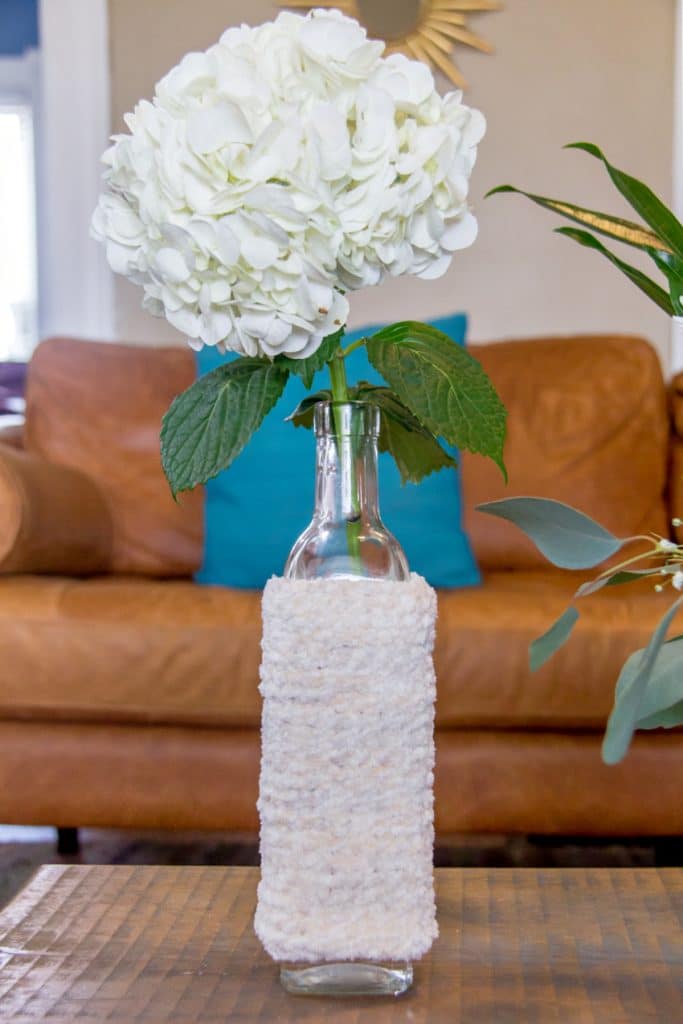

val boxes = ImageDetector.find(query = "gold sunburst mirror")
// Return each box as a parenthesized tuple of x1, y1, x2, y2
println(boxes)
(282, 1, 502, 88)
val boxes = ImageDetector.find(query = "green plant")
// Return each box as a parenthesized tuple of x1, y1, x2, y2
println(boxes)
(483, 147, 683, 763)
(488, 142, 683, 316)
(477, 497, 683, 764)
(160, 322, 508, 496)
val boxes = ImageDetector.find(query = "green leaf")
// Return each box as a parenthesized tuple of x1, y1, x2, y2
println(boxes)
(567, 142, 683, 258)
(486, 184, 670, 253)
(276, 328, 344, 390)
(615, 636, 683, 728)
(286, 390, 332, 430)
(476, 497, 625, 569)
(602, 595, 683, 764)
(161, 358, 288, 496)
(648, 249, 683, 316)
(530, 606, 579, 671)
(365, 321, 507, 479)
(556, 228, 674, 314)
(353, 384, 457, 484)
(638, 699, 683, 730)
(575, 568, 659, 598)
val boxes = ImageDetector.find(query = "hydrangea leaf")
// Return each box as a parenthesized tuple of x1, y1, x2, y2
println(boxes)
(365, 322, 507, 479)
(287, 390, 332, 429)
(354, 384, 457, 484)
(276, 328, 344, 390)
(161, 358, 288, 496)
(602, 595, 683, 764)
(477, 497, 625, 569)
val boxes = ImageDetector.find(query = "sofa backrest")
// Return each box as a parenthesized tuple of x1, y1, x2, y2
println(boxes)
(25, 338, 202, 577)
(461, 334, 670, 570)
(25, 333, 670, 579)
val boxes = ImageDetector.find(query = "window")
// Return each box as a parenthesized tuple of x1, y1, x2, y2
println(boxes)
(0, 102, 37, 360)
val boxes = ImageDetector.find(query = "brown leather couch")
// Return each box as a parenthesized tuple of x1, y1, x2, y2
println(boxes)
(0, 333, 681, 838)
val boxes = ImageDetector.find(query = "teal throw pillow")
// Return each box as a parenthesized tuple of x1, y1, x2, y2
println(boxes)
(195, 312, 480, 589)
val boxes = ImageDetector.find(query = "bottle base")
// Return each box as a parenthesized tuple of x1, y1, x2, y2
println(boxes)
(279, 961, 413, 997)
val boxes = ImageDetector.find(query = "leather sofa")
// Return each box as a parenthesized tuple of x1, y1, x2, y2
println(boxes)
(0, 333, 681, 838)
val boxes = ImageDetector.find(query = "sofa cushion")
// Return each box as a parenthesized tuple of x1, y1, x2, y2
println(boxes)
(462, 335, 670, 570)
(435, 570, 671, 728)
(25, 339, 202, 577)
(0, 577, 262, 728)
(0, 573, 671, 731)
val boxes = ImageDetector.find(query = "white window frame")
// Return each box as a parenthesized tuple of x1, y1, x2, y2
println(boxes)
(0, 49, 40, 359)
(38, 0, 114, 342)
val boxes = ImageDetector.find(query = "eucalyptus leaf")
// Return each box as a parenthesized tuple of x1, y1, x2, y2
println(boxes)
(354, 384, 457, 484)
(161, 358, 288, 496)
(365, 321, 507, 478)
(486, 185, 669, 253)
(276, 328, 343, 390)
(602, 595, 683, 764)
(638, 699, 683, 731)
(608, 635, 683, 732)
(477, 497, 625, 569)
(567, 142, 683, 258)
(575, 568, 659, 598)
(530, 606, 579, 671)
(556, 228, 674, 314)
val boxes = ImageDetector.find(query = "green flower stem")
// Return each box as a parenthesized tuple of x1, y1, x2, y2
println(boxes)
(327, 351, 362, 567)
(329, 349, 350, 404)
(340, 336, 368, 359)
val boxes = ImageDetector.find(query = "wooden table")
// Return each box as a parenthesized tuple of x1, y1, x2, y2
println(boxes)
(0, 866, 680, 1022)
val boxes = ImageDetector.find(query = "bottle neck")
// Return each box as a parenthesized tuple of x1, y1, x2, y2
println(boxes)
(313, 402, 381, 526)
(284, 400, 410, 581)
(315, 431, 380, 524)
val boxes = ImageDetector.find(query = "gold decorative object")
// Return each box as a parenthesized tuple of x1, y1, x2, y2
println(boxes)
(281, 0, 502, 88)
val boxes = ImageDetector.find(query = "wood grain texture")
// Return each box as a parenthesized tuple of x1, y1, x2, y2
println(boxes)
(0, 866, 680, 1022)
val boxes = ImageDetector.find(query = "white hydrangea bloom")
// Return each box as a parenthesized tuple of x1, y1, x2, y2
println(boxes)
(91, 9, 485, 360)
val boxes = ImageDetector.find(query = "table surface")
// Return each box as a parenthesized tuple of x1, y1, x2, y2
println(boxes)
(0, 866, 680, 1023)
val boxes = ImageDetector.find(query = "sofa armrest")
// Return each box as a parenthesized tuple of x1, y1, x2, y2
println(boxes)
(0, 446, 113, 575)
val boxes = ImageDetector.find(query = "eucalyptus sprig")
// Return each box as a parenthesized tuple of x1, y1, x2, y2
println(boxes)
(161, 322, 508, 497)
(478, 497, 683, 764)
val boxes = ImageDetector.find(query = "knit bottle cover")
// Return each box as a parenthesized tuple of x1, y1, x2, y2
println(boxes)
(255, 574, 438, 962)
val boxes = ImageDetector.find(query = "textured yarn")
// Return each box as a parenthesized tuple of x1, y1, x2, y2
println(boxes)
(255, 574, 438, 963)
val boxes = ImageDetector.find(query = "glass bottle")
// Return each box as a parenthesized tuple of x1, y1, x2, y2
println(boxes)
(284, 401, 409, 582)
(279, 400, 412, 997)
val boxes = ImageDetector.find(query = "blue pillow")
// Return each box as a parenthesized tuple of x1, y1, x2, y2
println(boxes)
(195, 312, 480, 590)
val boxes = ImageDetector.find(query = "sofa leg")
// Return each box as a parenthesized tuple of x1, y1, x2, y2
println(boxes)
(56, 827, 80, 856)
